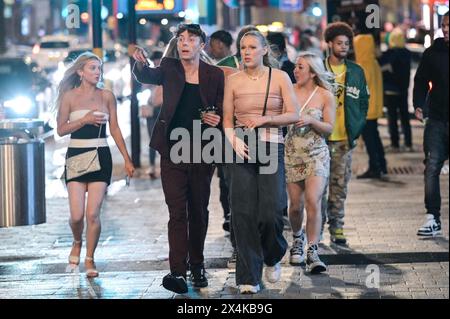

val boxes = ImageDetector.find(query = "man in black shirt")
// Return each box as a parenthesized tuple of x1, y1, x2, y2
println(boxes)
(133, 24, 224, 293)
(414, 12, 449, 237)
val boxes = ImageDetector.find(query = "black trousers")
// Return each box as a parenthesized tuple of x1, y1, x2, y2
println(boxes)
(160, 157, 215, 276)
(217, 164, 236, 249)
(423, 119, 449, 219)
(217, 164, 230, 219)
(385, 93, 412, 147)
(362, 119, 387, 174)
(228, 144, 287, 286)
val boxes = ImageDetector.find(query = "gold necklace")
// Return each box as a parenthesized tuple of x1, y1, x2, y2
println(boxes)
(245, 68, 265, 81)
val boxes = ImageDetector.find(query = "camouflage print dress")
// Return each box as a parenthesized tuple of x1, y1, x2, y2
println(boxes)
(285, 108, 330, 183)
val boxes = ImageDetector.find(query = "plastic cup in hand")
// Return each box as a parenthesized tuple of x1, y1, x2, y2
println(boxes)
(204, 106, 217, 114)
(94, 111, 109, 124)
(207, 106, 217, 114)
(199, 106, 217, 124)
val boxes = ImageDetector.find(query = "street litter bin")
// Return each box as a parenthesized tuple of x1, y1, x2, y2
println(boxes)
(0, 119, 46, 227)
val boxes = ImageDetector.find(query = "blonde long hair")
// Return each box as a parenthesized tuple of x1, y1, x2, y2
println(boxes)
(240, 31, 279, 69)
(297, 51, 335, 93)
(54, 52, 102, 112)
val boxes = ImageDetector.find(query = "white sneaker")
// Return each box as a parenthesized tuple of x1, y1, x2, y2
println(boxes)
(264, 262, 281, 283)
(441, 163, 449, 175)
(239, 284, 260, 294)
(417, 214, 442, 237)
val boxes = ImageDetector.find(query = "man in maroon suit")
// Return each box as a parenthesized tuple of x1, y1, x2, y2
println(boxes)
(133, 24, 224, 294)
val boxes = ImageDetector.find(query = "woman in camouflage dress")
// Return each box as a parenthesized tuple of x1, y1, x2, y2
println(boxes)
(285, 52, 335, 273)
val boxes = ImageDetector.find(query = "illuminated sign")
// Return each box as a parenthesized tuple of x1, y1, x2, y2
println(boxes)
(279, 0, 303, 12)
(135, 0, 183, 13)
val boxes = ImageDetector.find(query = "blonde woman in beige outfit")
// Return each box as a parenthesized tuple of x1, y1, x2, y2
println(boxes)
(223, 31, 299, 294)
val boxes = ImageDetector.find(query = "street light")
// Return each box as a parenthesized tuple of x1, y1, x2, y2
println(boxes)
(312, 3, 322, 17)
(101, 6, 109, 20)
(437, 5, 449, 15)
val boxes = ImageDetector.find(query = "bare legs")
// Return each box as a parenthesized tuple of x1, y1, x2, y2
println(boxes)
(85, 182, 107, 258)
(287, 182, 305, 234)
(67, 182, 87, 262)
(67, 181, 107, 272)
(287, 176, 327, 244)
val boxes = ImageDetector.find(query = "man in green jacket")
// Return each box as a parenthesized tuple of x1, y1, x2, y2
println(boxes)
(321, 22, 369, 245)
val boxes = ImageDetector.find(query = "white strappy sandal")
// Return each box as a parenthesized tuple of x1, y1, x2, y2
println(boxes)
(85, 256, 99, 278)
(68, 240, 82, 265)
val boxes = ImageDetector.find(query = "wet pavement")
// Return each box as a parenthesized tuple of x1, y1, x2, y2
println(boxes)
(0, 119, 448, 299)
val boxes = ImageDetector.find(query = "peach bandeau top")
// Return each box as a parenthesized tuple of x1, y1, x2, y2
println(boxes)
(234, 91, 284, 144)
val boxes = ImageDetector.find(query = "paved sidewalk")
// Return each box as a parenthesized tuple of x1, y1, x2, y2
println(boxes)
(0, 121, 448, 299)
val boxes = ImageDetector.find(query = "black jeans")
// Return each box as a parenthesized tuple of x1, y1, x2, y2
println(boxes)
(217, 164, 236, 249)
(228, 143, 288, 286)
(217, 165, 230, 219)
(423, 119, 449, 219)
(160, 158, 215, 276)
(385, 93, 412, 147)
(362, 119, 387, 174)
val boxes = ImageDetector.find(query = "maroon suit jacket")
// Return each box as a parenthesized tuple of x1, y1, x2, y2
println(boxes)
(133, 57, 225, 158)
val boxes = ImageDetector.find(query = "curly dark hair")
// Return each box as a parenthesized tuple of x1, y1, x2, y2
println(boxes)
(324, 22, 354, 43)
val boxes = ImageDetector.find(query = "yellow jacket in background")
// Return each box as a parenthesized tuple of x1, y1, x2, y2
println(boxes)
(354, 34, 384, 120)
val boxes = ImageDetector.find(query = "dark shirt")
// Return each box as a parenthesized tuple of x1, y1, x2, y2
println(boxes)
(413, 38, 449, 121)
(168, 82, 202, 135)
(168, 82, 210, 162)
(380, 47, 411, 94)
(280, 54, 296, 84)
(132, 57, 225, 159)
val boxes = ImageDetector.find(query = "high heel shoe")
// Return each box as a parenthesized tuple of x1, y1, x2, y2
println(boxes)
(85, 256, 99, 278)
(68, 240, 82, 265)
